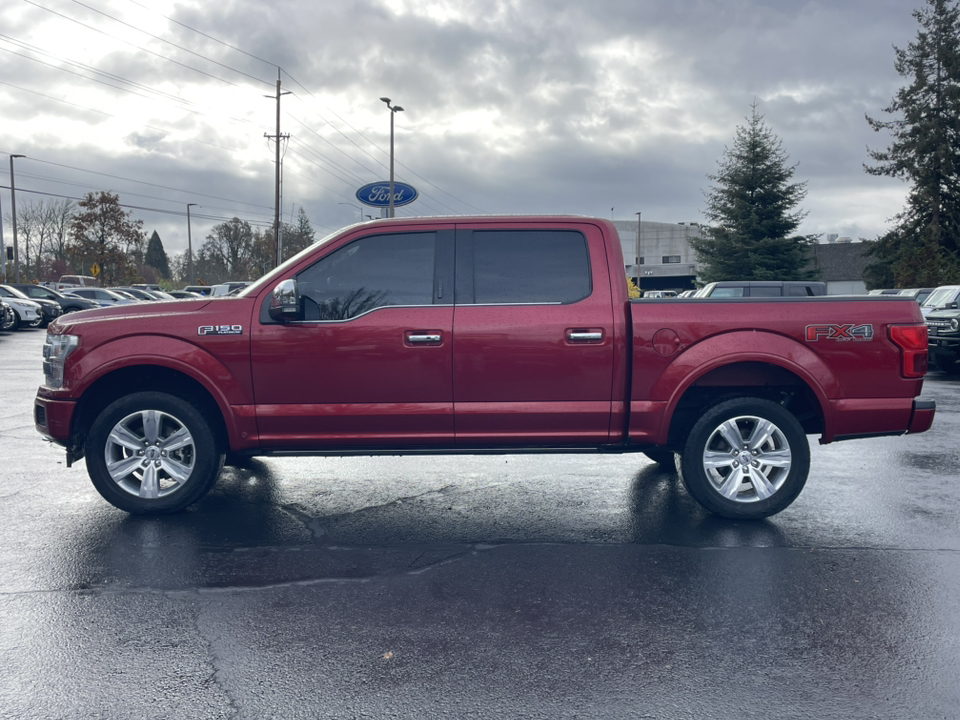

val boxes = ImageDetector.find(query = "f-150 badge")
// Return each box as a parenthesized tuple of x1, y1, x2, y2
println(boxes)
(805, 324, 873, 342)
(198, 325, 243, 336)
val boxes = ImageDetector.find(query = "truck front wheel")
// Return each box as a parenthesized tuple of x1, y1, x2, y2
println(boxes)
(84, 392, 224, 514)
(678, 398, 809, 519)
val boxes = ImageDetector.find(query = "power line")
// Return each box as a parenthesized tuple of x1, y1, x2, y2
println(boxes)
(0, 184, 274, 227)
(0, 40, 266, 133)
(11, 169, 274, 222)
(283, 81, 486, 214)
(24, 0, 243, 88)
(287, 137, 367, 186)
(121, 0, 277, 69)
(13, 0, 486, 218)
(0, 153, 275, 212)
(110, 0, 486, 214)
(0, 80, 258, 156)
(69, 0, 274, 87)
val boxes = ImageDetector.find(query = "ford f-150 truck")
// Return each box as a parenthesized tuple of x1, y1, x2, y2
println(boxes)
(34, 216, 935, 519)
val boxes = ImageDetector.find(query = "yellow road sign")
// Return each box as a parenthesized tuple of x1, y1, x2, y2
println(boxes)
(91, 263, 100, 278)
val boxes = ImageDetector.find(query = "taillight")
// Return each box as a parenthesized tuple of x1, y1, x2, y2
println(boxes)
(889, 324, 928, 378)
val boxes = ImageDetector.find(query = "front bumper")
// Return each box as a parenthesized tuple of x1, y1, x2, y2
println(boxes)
(34, 394, 77, 445)
(16, 306, 41, 322)
(928, 335, 960, 361)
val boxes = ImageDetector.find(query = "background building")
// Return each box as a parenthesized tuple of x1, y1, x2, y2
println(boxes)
(808, 241, 872, 294)
(613, 219, 704, 293)
(611, 219, 873, 294)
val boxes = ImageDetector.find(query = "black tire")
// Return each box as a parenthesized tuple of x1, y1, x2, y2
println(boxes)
(642, 449, 677, 472)
(1, 310, 20, 331)
(937, 356, 960, 375)
(678, 397, 809, 519)
(84, 391, 224, 514)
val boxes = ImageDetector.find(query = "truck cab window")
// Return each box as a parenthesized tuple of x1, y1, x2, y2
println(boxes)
(296, 232, 436, 320)
(469, 230, 591, 304)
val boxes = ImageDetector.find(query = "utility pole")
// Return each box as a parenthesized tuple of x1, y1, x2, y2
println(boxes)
(264, 68, 290, 268)
(187, 203, 199, 285)
(10, 154, 25, 282)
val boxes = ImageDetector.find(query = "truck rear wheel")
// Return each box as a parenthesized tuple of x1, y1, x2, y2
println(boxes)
(84, 392, 224, 514)
(678, 398, 809, 519)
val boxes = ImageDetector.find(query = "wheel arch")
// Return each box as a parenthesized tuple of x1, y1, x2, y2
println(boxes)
(72, 365, 232, 454)
(653, 332, 836, 449)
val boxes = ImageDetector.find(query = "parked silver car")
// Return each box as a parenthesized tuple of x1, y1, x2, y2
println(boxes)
(0, 287, 43, 330)
(0, 284, 61, 327)
(62, 287, 140, 307)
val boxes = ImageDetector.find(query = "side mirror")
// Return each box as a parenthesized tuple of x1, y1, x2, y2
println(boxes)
(269, 279, 301, 322)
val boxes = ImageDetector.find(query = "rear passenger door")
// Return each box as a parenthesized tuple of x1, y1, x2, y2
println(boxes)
(452, 222, 616, 445)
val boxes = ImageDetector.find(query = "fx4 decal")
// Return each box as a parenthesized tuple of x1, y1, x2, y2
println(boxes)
(805, 324, 874, 342)
(198, 325, 243, 336)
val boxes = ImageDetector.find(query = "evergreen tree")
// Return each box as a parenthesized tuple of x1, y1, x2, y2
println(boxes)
(865, 0, 960, 287)
(691, 103, 816, 283)
(144, 230, 171, 279)
(282, 207, 316, 260)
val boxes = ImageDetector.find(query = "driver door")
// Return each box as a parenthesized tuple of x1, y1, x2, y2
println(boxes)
(251, 226, 456, 448)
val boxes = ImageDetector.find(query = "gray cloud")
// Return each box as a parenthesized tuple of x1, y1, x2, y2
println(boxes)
(0, 0, 929, 260)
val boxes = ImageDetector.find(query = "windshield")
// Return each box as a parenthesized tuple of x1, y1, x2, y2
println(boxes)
(921, 287, 960, 308)
(0, 285, 30, 300)
(24, 286, 61, 299)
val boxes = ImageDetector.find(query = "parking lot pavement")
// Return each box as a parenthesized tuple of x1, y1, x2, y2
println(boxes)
(2, 327, 960, 718)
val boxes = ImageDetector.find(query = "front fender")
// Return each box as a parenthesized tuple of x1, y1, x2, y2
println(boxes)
(65, 336, 256, 450)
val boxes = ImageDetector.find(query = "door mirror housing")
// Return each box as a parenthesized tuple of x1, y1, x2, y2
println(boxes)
(269, 279, 301, 322)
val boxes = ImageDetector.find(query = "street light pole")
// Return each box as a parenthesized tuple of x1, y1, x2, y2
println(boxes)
(379, 97, 404, 218)
(187, 203, 199, 285)
(10, 154, 25, 282)
(635, 211, 642, 289)
(0, 185, 6, 282)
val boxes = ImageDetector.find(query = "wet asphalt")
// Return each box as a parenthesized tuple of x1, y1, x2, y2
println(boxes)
(1, 326, 959, 719)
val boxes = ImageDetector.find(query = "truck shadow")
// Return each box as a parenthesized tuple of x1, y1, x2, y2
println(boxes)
(627, 464, 789, 547)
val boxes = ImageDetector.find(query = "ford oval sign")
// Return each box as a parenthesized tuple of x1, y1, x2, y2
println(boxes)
(356, 182, 419, 208)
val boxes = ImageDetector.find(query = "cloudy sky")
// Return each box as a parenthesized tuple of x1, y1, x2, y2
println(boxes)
(0, 0, 928, 259)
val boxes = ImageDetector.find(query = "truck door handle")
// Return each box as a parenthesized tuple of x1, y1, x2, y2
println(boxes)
(406, 332, 443, 345)
(567, 330, 604, 343)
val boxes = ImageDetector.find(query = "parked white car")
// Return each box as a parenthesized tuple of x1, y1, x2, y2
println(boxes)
(0, 293, 42, 331)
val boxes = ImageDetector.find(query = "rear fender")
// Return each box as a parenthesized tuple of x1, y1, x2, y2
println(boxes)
(651, 331, 837, 443)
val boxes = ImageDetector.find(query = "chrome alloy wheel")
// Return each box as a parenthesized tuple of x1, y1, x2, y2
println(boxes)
(104, 409, 196, 499)
(701, 415, 792, 504)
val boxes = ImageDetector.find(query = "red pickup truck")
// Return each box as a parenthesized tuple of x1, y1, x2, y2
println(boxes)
(35, 216, 934, 519)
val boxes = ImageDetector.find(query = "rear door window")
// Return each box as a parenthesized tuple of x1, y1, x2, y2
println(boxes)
(458, 229, 591, 304)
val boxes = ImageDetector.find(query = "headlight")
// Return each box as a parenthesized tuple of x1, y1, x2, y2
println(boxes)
(42, 334, 79, 389)
(951, 318, 959, 332)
